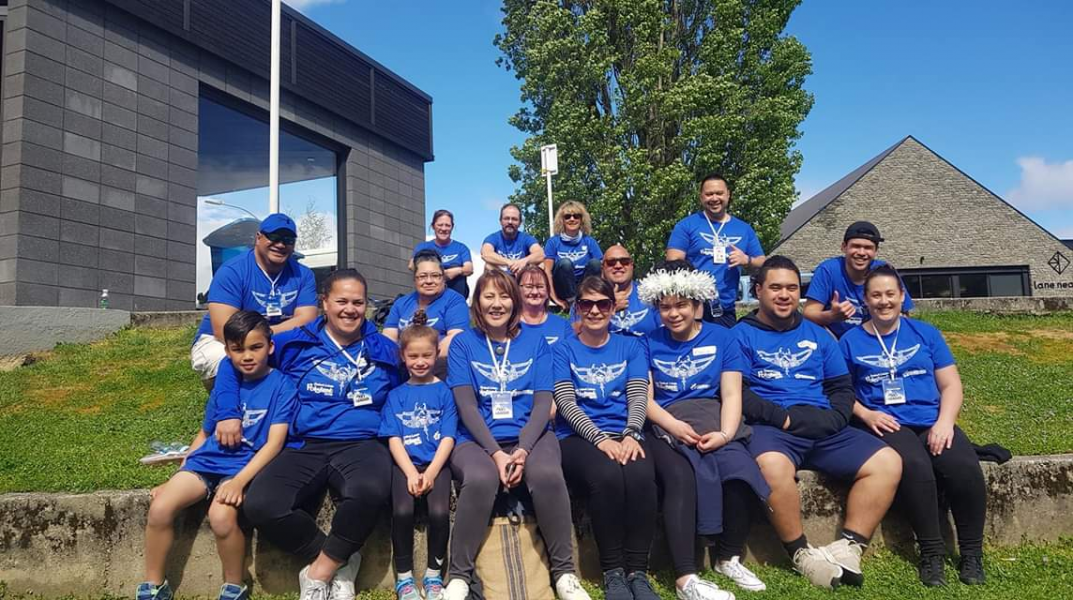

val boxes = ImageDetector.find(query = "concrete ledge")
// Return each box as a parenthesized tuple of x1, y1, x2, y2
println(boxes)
(2, 456, 1071, 596)
(130, 311, 205, 329)
(0, 307, 131, 358)
(912, 296, 1073, 314)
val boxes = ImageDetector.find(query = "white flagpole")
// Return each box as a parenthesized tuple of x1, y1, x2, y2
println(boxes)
(269, 0, 281, 214)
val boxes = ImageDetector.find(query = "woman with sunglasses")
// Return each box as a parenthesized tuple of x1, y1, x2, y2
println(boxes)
(213, 269, 403, 600)
(384, 250, 469, 360)
(839, 265, 986, 587)
(517, 265, 572, 346)
(552, 276, 661, 600)
(410, 209, 474, 299)
(639, 260, 770, 599)
(543, 201, 603, 310)
(443, 269, 590, 600)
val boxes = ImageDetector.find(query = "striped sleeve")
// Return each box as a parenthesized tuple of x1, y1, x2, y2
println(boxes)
(553, 380, 608, 445)
(624, 378, 648, 434)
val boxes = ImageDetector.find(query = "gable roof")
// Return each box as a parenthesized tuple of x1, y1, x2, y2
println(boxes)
(780, 136, 909, 242)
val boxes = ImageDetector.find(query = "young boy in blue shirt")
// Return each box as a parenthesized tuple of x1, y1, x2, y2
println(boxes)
(139, 311, 297, 600)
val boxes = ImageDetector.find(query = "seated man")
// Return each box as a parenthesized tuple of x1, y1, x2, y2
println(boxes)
(601, 244, 661, 338)
(733, 256, 902, 590)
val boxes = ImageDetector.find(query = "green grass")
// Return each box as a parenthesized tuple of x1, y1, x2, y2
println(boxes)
(0, 313, 1071, 493)
(2, 540, 1072, 599)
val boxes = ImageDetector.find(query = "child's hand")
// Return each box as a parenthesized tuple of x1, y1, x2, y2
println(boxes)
(423, 469, 438, 493)
(214, 480, 245, 506)
(407, 472, 423, 497)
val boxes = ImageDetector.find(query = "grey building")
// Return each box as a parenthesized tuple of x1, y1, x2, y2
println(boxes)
(776, 136, 1073, 299)
(1, 0, 432, 311)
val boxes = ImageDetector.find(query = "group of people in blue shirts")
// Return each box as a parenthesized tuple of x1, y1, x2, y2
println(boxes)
(141, 173, 987, 600)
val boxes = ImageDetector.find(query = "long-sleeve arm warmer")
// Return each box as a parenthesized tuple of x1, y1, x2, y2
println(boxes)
(554, 381, 607, 446)
(783, 374, 856, 439)
(518, 390, 553, 453)
(452, 385, 502, 455)
(741, 385, 789, 428)
(624, 378, 648, 434)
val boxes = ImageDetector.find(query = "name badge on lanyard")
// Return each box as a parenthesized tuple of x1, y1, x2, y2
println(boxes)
(486, 337, 515, 420)
(327, 331, 370, 408)
(705, 213, 729, 264)
(265, 301, 283, 318)
(872, 323, 906, 406)
(260, 266, 284, 318)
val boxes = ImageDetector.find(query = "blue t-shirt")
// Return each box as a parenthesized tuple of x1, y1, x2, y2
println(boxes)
(413, 239, 472, 271)
(553, 334, 647, 439)
(183, 368, 298, 476)
(379, 381, 458, 466)
(610, 285, 662, 338)
(483, 230, 540, 264)
(521, 313, 572, 346)
(839, 317, 956, 427)
(806, 257, 916, 338)
(543, 235, 603, 278)
(194, 250, 317, 342)
(733, 318, 848, 409)
(384, 290, 470, 338)
(447, 327, 554, 444)
(646, 322, 744, 408)
(667, 213, 764, 310)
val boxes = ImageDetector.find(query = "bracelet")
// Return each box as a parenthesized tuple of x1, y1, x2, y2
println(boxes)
(717, 431, 730, 442)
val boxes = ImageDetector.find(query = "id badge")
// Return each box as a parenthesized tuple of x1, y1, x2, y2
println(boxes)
(491, 391, 514, 420)
(348, 388, 373, 407)
(712, 243, 727, 264)
(264, 302, 283, 318)
(882, 378, 907, 405)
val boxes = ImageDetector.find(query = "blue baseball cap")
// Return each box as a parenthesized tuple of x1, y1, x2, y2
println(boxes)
(259, 213, 297, 235)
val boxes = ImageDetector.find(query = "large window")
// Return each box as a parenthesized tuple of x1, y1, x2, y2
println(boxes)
(901, 267, 1030, 299)
(196, 94, 340, 303)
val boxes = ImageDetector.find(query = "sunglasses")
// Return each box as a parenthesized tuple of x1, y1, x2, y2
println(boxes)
(603, 257, 633, 267)
(576, 298, 614, 313)
(563, 213, 583, 220)
(263, 232, 296, 246)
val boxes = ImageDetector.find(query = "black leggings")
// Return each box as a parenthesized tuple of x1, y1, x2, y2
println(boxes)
(243, 439, 391, 563)
(876, 424, 986, 557)
(560, 435, 657, 573)
(391, 463, 452, 574)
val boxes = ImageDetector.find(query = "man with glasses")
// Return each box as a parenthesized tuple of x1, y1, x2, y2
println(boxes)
(601, 244, 661, 337)
(666, 173, 766, 328)
(190, 213, 318, 392)
(481, 203, 545, 274)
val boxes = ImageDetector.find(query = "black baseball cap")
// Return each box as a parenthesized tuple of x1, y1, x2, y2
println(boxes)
(843, 221, 884, 244)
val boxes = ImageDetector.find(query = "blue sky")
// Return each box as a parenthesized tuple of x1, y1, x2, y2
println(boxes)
(290, 0, 1073, 274)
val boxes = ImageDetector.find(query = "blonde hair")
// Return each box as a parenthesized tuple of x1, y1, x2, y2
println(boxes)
(553, 201, 592, 235)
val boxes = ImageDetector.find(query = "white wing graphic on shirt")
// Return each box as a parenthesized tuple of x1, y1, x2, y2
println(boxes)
(242, 408, 267, 429)
(316, 359, 375, 392)
(440, 253, 459, 263)
(757, 346, 814, 375)
(653, 354, 717, 386)
(570, 361, 628, 395)
(252, 289, 299, 309)
(698, 231, 744, 256)
(611, 308, 649, 330)
(497, 250, 526, 260)
(398, 402, 443, 440)
(557, 247, 589, 262)
(856, 344, 921, 370)
(545, 336, 560, 345)
(471, 358, 534, 386)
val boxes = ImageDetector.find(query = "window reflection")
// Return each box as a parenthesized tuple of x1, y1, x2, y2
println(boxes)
(196, 95, 339, 303)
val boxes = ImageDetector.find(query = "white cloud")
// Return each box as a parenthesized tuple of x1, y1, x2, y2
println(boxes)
(467, 254, 486, 293)
(1006, 157, 1073, 211)
(285, 0, 344, 12)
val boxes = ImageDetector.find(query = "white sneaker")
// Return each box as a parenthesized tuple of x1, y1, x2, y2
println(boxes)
(554, 573, 592, 600)
(299, 566, 331, 600)
(443, 579, 470, 600)
(329, 553, 362, 600)
(714, 556, 766, 592)
(791, 546, 843, 590)
(676, 575, 734, 600)
(822, 538, 864, 586)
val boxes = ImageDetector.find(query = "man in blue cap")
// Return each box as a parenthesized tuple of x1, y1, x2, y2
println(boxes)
(190, 213, 318, 390)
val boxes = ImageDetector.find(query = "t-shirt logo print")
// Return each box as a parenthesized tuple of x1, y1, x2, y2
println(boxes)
(397, 402, 443, 442)
(471, 358, 534, 387)
(316, 359, 376, 393)
(653, 353, 718, 386)
(570, 361, 628, 395)
(698, 232, 743, 256)
(757, 342, 814, 376)
(612, 309, 649, 330)
(856, 344, 921, 370)
(252, 289, 299, 309)
(497, 250, 526, 260)
(558, 247, 589, 262)
(440, 253, 459, 263)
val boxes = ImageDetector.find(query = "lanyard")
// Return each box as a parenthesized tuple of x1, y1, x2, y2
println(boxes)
(871, 321, 901, 380)
(485, 336, 512, 392)
(703, 212, 730, 245)
(325, 330, 367, 382)
(258, 265, 283, 296)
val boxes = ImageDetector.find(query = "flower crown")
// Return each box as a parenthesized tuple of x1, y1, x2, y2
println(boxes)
(637, 268, 718, 304)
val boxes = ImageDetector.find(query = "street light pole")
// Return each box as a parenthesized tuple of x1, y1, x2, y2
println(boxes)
(269, 0, 281, 214)
(204, 198, 259, 220)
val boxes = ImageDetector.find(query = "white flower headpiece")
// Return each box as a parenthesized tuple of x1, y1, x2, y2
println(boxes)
(637, 268, 718, 304)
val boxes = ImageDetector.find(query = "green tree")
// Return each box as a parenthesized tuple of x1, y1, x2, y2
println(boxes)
(496, 0, 813, 273)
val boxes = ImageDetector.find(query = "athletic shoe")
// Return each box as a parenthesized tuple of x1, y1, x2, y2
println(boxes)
(395, 578, 421, 600)
(218, 583, 249, 600)
(443, 578, 470, 600)
(602, 568, 632, 600)
(330, 553, 361, 600)
(918, 554, 946, 587)
(823, 538, 864, 586)
(675, 575, 735, 600)
(136, 581, 173, 600)
(958, 554, 986, 585)
(555, 573, 592, 600)
(791, 546, 843, 590)
(714, 556, 766, 592)
(423, 575, 445, 600)
(627, 572, 662, 600)
(299, 566, 331, 600)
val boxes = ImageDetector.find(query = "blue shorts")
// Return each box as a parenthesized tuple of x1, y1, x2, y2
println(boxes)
(182, 469, 233, 499)
(747, 425, 887, 480)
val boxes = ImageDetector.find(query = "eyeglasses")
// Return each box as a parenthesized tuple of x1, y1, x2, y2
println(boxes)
(415, 273, 444, 282)
(563, 213, 583, 220)
(263, 232, 296, 246)
(576, 298, 614, 313)
(521, 284, 547, 291)
(603, 257, 633, 267)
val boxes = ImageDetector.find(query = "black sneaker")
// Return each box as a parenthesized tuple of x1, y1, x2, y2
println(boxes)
(918, 554, 946, 587)
(627, 571, 661, 600)
(959, 554, 985, 585)
(603, 568, 632, 600)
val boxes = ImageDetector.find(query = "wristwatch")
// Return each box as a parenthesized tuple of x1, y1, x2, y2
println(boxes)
(623, 428, 644, 442)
